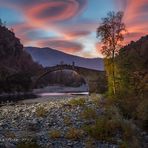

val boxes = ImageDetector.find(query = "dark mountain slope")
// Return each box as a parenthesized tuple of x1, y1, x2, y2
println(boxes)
(0, 25, 42, 93)
(25, 47, 104, 71)
(0, 26, 42, 75)
(115, 35, 148, 130)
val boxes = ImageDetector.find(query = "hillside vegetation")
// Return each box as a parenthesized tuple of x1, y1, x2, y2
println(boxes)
(0, 24, 42, 93)
(105, 35, 148, 131)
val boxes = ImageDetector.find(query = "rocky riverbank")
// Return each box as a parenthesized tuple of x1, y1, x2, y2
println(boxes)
(0, 95, 147, 148)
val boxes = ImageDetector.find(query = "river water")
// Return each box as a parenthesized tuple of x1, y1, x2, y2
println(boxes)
(19, 85, 89, 104)
(0, 85, 89, 104)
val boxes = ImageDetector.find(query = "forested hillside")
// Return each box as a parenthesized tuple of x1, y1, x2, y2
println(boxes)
(0, 23, 42, 93)
(106, 35, 148, 130)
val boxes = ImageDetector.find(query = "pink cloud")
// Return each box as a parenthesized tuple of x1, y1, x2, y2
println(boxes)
(37, 39, 83, 54)
(117, 0, 148, 43)
(62, 31, 91, 39)
(1, 0, 89, 46)
(27, 1, 79, 24)
(1, 0, 87, 27)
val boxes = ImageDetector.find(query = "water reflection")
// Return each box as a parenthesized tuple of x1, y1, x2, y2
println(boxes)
(37, 92, 89, 97)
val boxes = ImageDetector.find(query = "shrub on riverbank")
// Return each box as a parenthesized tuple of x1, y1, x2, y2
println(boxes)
(36, 106, 47, 117)
(49, 130, 61, 139)
(68, 98, 86, 106)
(81, 99, 142, 147)
(65, 127, 84, 140)
(104, 36, 148, 131)
(81, 107, 98, 120)
(17, 140, 40, 148)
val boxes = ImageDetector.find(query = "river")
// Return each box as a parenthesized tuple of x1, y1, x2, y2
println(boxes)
(0, 85, 89, 104)
(20, 85, 89, 103)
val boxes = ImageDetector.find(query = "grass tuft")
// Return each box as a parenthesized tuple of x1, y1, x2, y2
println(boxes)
(65, 127, 84, 140)
(68, 98, 86, 106)
(63, 116, 72, 125)
(81, 107, 98, 120)
(17, 139, 40, 148)
(49, 130, 61, 139)
(35, 106, 47, 117)
(83, 116, 120, 141)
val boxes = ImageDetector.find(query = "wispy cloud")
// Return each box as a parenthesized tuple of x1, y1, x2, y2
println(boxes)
(38, 38, 83, 54)
(0, 0, 147, 57)
(122, 0, 148, 42)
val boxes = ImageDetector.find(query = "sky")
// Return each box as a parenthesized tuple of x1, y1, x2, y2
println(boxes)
(0, 0, 148, 58)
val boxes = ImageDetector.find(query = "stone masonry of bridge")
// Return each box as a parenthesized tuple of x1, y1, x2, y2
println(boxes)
(33, 64, 107, 93)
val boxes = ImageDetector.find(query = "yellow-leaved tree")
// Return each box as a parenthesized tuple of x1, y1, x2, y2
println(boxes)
(97, 11, 126, 95)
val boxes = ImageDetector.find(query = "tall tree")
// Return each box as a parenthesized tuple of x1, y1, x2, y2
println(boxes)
(97, 11, 126, 95)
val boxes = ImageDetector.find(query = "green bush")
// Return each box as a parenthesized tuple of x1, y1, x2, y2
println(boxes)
(65, 127, 84, 140)
(68, 98, 86, 106)
(83, 116, 120, 141)
(35, 106, 47, 117)
(17, 140, 40, 148)
(81, 107, 97, 120)
(136, 99, 148, 130)
(63, 116, 72, 125)
(90, 93, 103, 106)
(49, 130, 61, 139)
(119, 141, 128, 148)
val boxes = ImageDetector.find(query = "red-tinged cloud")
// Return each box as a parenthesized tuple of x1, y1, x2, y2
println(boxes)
(124, 32, 146, 43)
(1, 0, 89, 46)
(1, 0, 87, 26)
(27, 1, 83, 24)
(1, 0, 147, 57)
(123, 0, 147, 23)
(117, 0, 148, 42)
(63, 31, 91, 39)
(38, 39, 83, 53)
(52, 20, 98, 39)
(10, 23, 37, 44)
(58, 20, 98, 31)
(12, 23, 35, 33)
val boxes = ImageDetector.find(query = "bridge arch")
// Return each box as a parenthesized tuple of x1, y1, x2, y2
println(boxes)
(33, 65, 107, 93)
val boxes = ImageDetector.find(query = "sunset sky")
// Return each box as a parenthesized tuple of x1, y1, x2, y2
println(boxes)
(0, 0, 148, 57)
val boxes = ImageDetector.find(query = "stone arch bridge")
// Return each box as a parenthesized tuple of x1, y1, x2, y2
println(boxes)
(33, 64, 107, 93)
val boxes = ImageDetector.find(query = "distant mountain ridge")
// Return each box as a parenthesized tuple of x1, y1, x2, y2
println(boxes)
(25, 47, 104, 71)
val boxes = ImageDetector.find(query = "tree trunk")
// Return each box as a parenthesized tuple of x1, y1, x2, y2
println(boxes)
(112, 50, 116, 95)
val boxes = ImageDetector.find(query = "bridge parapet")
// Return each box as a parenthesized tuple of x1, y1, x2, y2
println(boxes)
(45, 64, 76, 72)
